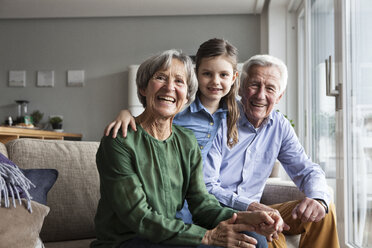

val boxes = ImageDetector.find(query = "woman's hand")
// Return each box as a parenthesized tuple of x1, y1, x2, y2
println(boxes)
(246, 202, 290, 240)
(202, 213, 258, 248)
(255, 211, 290, 241)
(235, 210, 289, 242)
(104, 110, 136, 138)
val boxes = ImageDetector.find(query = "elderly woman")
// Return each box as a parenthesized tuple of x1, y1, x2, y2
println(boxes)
(91, 50, 282, 248)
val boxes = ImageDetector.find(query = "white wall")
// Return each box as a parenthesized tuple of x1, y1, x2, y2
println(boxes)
(0, 15, 260, 141)
(265, 0, 298, 126)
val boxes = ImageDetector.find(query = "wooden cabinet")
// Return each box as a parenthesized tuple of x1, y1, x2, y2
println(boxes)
(0, 126, 82, 144)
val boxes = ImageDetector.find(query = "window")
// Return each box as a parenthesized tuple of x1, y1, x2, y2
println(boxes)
(297, 0, 372, 246)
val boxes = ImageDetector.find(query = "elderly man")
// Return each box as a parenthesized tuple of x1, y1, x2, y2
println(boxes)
(203, 54, 339, 247)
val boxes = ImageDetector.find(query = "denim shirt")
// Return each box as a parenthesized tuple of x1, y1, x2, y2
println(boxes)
(174, 96, 228, 161)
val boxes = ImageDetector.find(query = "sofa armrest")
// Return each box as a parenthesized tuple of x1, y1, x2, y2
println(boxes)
(0, 142, 7, 157)
(260, 179, 305, 206)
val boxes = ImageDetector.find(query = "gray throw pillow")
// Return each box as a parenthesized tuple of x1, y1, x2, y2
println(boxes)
(21, 169, 58, 205)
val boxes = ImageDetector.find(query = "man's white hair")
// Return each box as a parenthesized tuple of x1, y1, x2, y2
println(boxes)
(240, 54, 288, 94)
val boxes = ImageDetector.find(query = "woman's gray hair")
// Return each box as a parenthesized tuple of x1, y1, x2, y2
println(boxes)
(136, 49, 198, 107)
(240, 54, 288, 94)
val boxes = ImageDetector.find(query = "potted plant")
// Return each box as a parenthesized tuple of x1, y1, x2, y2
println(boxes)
(276, 109, 295, 128)
(49, 116, 63, 130)
(30, 110, 44, 127)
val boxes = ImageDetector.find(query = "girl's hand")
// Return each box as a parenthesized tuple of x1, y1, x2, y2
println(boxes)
(104, 110, 136, 138)
(202, 213, 258, 248)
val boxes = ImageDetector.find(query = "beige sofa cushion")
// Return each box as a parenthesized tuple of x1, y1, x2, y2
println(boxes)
(6, 139, 100, 242)
(0, 199, 50, 248)
(261, 179, 305, 205)
(261, 179, 304, 248)
(0, 142, 7, 157)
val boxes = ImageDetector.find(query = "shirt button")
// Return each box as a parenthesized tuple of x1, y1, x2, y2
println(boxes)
(210, 122, 214, 126)
(200, 146, 204, 149)
(207, 134, 211, 138)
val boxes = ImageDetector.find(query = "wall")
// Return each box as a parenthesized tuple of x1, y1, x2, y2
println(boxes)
(0, 14, 260, 141)
(260, 0, 298, 129)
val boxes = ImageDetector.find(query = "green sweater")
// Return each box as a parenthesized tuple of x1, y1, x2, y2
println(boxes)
(91, 124, 235, 248)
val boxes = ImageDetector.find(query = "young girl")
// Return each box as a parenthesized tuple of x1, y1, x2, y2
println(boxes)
(104, 38, 268, 248)
(105, 38, 240, 162)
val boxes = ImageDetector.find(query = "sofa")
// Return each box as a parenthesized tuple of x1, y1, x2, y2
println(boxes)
(0, 138, 306, 248)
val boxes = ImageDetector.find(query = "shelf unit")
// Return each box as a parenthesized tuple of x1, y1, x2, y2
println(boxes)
(0, 126, 82, 144)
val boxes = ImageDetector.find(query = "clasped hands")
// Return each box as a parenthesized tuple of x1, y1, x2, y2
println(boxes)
(244, 197, 327, 243)
(202, 210, 287, 248)
(203, 198, 327, 247)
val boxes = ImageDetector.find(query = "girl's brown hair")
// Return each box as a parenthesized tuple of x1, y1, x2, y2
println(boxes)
(195, 38, 240, 148)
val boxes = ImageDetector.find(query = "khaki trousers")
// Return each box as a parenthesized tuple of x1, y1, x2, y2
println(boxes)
(268, 200, 339, 248)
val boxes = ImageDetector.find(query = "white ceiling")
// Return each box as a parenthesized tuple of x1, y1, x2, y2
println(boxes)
(0, 0, 266, 19)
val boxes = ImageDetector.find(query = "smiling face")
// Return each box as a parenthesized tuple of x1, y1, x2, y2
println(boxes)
(240, 65, 284, 128)
(197, 55, 237, 106)
(140, 58, 188, 119)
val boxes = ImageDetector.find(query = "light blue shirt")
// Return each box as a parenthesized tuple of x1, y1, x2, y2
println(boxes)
(203, 102, 330, 211)
(174, 96, 228, 161)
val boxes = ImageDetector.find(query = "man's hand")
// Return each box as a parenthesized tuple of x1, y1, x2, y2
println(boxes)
(247, 202, 277, 213)
(235, 210, 289, 242)
(246, 202, 290, 241)
(291, 197, 326, 223)
(202, 213, 258, 248)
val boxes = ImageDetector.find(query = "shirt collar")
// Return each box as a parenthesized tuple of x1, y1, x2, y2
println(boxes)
(238, 101, 274, 129)
(189, 96, 204, 113)
(190, 95, 228, 115)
